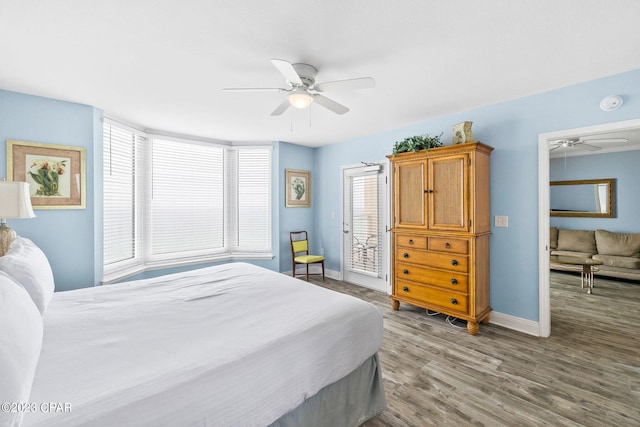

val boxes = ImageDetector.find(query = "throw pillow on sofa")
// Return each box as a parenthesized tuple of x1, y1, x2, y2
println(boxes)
(595, 229, 640, 257)
(556, 229, 597, 254)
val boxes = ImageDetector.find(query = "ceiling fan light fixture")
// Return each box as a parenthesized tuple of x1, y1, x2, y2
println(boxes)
(288, 89, 313, 109)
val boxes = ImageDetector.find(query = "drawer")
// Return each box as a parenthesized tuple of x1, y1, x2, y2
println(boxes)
(395, 280, 468, 314)
(396, 262, 469, 292)
(396, 235, 427, 249)
(428, 237, 469, 254)
(396, 248, 469, 272)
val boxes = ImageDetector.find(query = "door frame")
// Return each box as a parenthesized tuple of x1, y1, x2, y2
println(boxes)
(340, 159, 391, 293)
(537, 117, 640, 337)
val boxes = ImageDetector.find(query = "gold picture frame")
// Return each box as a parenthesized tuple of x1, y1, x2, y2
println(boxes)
(7, 140, 86, 209)
(285, 169, 311, 207)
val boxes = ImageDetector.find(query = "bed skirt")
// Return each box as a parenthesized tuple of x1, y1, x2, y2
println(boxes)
(270, 353, 386, 427)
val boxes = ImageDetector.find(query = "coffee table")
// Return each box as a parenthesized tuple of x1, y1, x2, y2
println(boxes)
(550, 255, 603, 294)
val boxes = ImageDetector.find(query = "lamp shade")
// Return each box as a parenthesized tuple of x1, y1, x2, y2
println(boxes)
(0, 182, 36, 219)
(287, 89, 314, 109)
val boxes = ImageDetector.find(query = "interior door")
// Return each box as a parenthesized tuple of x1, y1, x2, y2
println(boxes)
(342, 163, 388, 292)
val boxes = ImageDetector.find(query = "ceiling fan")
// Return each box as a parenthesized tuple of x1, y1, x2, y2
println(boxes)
(549, 137, 629, 152)
(222, 59, 375, 116)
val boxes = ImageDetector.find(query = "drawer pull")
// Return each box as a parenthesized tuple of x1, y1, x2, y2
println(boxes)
(408, 239, 414, 244)
(450, 298, 458, 305)
(450, 278, 458, 285)
(403, 252, 410, 259)
(451, 259, 458, 266)
(403, 269, 409, 275)
(445, 242, 451, 248)
(402, 286, 409, 292)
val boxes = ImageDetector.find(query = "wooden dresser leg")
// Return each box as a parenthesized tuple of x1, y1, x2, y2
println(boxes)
(391, 299, 400, 311)
(481, 314, 490, 324)
(467, 321, 479, 335)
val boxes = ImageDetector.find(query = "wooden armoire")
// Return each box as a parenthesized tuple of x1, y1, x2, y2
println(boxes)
(388, 142, 493, 335)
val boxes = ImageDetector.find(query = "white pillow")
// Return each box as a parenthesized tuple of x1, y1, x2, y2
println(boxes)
(0, 271, 44, 427)
(0, 237, 55, 315)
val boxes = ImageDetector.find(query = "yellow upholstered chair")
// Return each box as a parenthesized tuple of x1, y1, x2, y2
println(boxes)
(290, 231, 325, 281)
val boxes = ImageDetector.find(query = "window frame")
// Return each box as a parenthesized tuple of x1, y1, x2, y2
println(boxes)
(103, 120, 273, 283)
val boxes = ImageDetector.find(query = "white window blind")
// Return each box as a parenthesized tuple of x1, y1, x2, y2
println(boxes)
(104, 120, 272, 280)
(150, 139, 225, 256)
(235, 148, 271, 250)
(103, 123, 144, 266)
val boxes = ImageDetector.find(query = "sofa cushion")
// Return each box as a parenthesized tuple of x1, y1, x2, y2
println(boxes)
(595, 229, 640, 257)
(550, 227, 558, 250)
(593, 254, 640, 269)
(556, 229, 597, 254)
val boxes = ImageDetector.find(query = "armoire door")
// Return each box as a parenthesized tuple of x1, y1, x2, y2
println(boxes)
(393, 159, 427, 229)
(427, 153, 470, 231)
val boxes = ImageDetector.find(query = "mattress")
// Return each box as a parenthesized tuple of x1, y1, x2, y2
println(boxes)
(24, 263, 384, 426)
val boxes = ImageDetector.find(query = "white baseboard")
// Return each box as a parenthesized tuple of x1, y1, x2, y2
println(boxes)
(489, 311, 541, 336)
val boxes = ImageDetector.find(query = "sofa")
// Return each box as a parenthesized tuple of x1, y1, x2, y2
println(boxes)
(550, 227, 640, 281)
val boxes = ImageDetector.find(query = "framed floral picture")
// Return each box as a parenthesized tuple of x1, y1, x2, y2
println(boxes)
(285, 169, 311, 207)
(6, 140, 86, 209)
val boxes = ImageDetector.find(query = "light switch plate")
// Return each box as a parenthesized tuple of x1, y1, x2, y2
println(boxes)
(495, 215, 509, 227)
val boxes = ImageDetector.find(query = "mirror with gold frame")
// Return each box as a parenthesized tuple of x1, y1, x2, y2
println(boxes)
(550, 178, 615, 217)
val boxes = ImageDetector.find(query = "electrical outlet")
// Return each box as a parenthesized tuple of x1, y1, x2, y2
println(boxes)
(495, 215, 509, 227)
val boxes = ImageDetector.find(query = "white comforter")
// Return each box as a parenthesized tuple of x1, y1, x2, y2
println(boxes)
(24, 263, 383, 427)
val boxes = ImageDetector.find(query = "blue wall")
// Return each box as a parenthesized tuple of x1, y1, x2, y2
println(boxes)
(3, 68, 639, 323)
(0, 89, 100, 291)
(315, 68, 640, 321)
(278, 142, 316, 272)
(550, 150, 640, 232)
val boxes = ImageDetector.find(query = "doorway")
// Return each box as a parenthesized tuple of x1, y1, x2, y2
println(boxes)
(538, 118, 640, 337)
(341, 162, 389, 292)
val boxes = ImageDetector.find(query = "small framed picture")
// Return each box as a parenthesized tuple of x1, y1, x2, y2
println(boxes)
(285, 169, 311, 208)
(6, 140, 86, 209)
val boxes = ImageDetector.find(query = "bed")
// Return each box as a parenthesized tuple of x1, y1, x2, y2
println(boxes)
(0, 237, 385, 427)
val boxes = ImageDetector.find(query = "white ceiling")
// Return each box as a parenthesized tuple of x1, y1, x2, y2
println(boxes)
(1, 1, 640, 147)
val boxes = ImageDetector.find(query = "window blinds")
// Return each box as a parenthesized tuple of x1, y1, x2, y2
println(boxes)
(236, 148, 271, 250)
(103, 123, 144, 266)
(150, 139, 225, 256)
(104, 120, 272, 276)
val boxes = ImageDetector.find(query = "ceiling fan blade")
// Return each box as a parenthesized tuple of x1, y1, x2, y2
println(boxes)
(270, 59, 303, 86)
(313, 77, 376, 92)
(575, 143, 601, 151)
(222, 87, 287, 92)
(270, 98, 290, 116)
(580, 137, 629, 144)
(313, 94, 349, 115)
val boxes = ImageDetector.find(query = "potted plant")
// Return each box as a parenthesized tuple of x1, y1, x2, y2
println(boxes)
(391, 133, 443, 155)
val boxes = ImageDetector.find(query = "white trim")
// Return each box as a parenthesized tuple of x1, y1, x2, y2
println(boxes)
(489, 312, 541, 337)
(538, 118, 640, 338)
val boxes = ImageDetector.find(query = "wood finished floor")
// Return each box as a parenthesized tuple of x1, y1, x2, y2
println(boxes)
(306, 272, 640, 427)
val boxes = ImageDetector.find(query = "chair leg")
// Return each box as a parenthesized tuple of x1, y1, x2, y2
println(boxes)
(292, 261, 296, 278)
(306, 264, 310, 282)
(321, 261, 325, 281)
